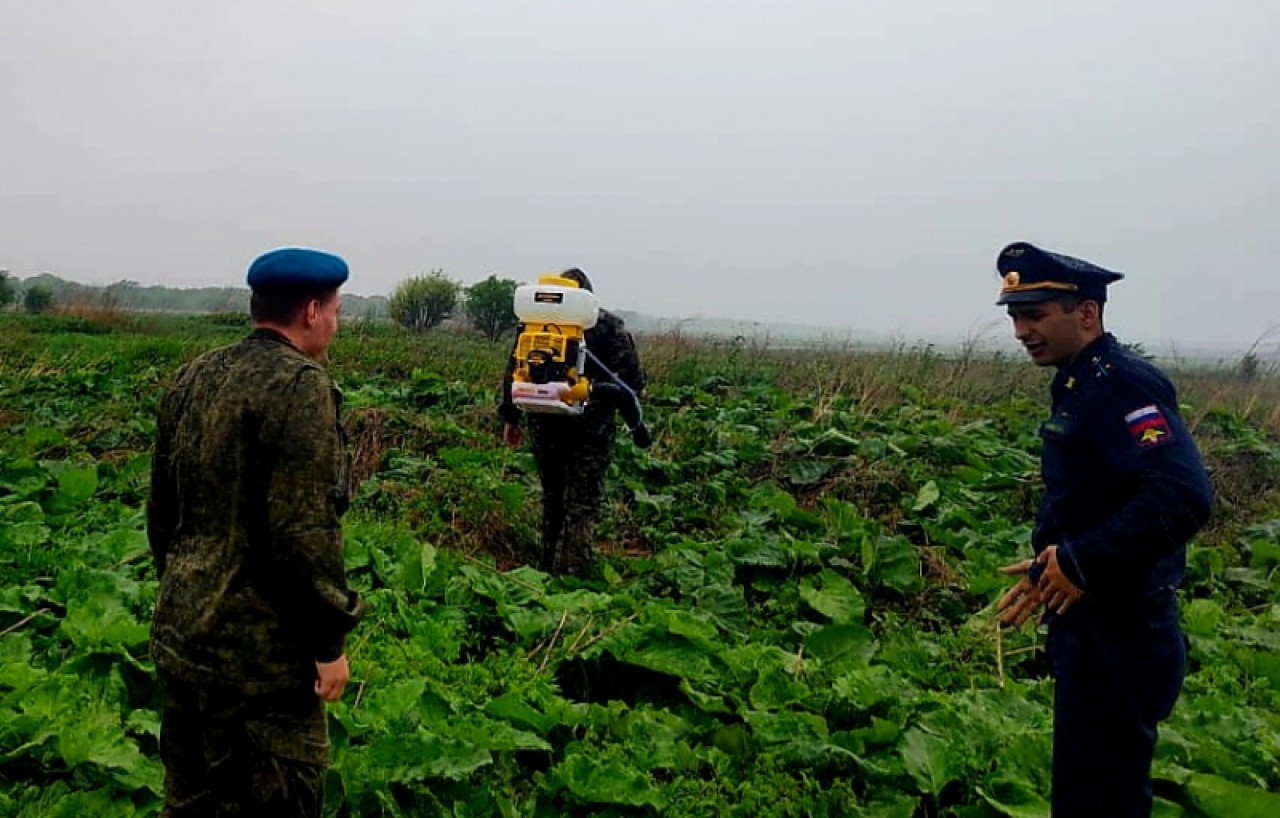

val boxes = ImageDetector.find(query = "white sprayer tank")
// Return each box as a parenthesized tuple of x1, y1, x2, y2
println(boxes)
(514, 283, 599, 329)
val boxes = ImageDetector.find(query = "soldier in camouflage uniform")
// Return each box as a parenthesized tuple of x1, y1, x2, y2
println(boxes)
(500, 268, 646, 577)
(148, 247, 366, 817)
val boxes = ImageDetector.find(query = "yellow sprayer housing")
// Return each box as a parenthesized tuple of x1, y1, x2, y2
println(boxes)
(509, 275, 599, 414)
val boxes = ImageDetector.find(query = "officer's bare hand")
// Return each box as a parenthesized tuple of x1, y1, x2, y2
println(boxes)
(1036, 546, 1084, 615)
(502, 423, 523, 449)
(996, 559, 1042, 628)
(315, 655, 350, 702)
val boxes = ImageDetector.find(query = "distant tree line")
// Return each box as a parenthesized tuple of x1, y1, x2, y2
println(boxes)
(2, 266, 649, 348)
(1, 268, 527, 341)
(0, 272, 388, 318)
(0, 272, 15, 310)
(0, 271, 56, 315)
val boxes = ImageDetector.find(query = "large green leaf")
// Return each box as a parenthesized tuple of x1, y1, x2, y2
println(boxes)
(486, 692, 558, 735)
(15, 785, 139, 818)
(1185, 772, 1280, 818)
(728, 534, 794, 568)
(1153, 797, 1188, 817)
(872, 535, 923, 594)
(808, 429, 861, 457)
(547, 752, 664, 808)
(804, 623, 877, 668)
(787, 459, 832, 486)
(617, 634, 719, 684)
(360, 725, 519, 783)
(977, 777, 1050, 818)
(0, 500, 45, 523)
(59, 589, 149, 651)
(23, 427, 67, 451)
(748, 666, 811, 710)
(913, 480, 941, 512)
(0, 634, 46, 691)
(743, 710, 839, 764)
(43, 466, 99, 514)
(1, 521, 51, 548)
(831, 665, 907, 713)
(1183, 598, 1224, 637)
(801, 570, 867, 623)
(900, 727, 956, 797)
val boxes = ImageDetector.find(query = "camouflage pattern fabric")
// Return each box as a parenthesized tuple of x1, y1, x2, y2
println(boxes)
(158, 671, 327, 817)
(148, 328, 365, 812)
(500, 309, 646, 576)
(530, 413, 617, 575)
(148, 328, 366, 695)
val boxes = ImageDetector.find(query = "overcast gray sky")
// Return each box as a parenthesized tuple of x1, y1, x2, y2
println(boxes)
(2, 1, 1276, 349)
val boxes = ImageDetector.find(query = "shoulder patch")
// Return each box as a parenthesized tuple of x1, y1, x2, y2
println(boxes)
(1125, 404, 1174, 449)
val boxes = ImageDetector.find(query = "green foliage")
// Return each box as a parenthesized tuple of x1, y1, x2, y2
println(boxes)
(2, 272, 387, 317)
(464, 275, 519, 341)
(1, 319, 1279, 814)
(23, 286, 54, 315)
(0, 270, 15, 309)
(389, 270, 461, 333)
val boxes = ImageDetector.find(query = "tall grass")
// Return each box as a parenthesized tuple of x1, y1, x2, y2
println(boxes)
(2, 311, 1277, 555)
(4, 312, 1277, 432)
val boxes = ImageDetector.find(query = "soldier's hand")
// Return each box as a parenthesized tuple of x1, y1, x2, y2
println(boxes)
(1036, 545, 1084, 616)
(996, 559, 1042, 628)
(315, 654, 350, 702)
(502, 423, 523, 449)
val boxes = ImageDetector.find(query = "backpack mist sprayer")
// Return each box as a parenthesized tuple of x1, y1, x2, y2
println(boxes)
(509, 274, 652, 448)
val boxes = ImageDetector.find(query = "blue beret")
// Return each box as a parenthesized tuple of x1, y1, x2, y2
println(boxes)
(995, 242, 1123, 305)
(246, 247, 349, 291)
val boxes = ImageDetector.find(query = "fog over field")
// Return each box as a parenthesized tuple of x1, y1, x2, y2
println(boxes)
(2, 1, 1277, 351)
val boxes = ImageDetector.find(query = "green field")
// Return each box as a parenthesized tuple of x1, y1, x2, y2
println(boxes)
(1, 313, 1277, 817)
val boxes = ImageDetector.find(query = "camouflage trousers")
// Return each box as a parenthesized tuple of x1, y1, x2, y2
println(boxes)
(158, 672, 329, 818)
(530, 414, 617, 577)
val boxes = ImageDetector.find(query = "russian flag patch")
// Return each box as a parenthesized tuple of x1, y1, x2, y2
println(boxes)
(1125, 404, 1173, 449)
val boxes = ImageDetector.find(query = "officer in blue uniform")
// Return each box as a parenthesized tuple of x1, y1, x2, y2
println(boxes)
(992, 242, 1213, 817)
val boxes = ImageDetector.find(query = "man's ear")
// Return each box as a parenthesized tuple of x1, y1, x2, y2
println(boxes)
(1080, 300, 1102, 329)
(303, 299, 320, 327)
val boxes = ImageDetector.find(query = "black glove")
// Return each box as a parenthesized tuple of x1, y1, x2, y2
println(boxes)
(631, 423, 653, 449)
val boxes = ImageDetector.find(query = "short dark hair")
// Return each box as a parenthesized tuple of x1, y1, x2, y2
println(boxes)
(249, 287, 338, 325)
(560, 267, 594, 292)
(1057, 295, 1105, 317)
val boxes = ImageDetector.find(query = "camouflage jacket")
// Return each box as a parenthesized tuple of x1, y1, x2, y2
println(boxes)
(499, 308, 646, 427)
(148, 329, 365, 695)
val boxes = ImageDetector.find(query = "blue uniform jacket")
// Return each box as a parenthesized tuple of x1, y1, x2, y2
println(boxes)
(1032, 334, 1213, 614)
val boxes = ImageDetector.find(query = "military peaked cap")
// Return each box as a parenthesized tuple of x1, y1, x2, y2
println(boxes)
(995, 242, 1124, 305)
